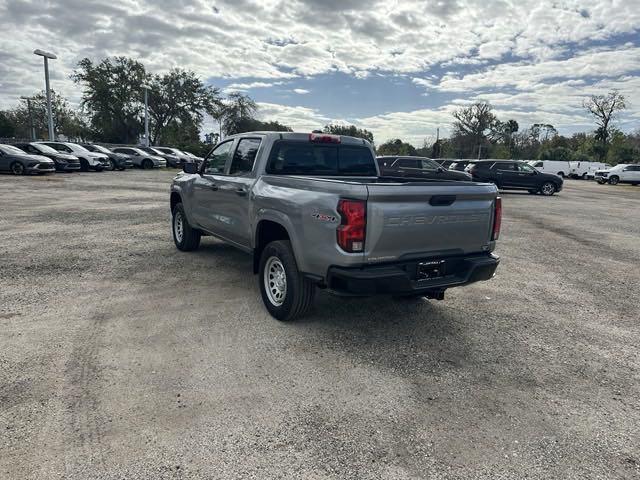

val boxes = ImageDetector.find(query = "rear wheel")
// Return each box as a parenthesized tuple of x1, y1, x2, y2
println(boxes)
(259, 240, 315, 321)
(10, 161, 25, 175)
(107, 159, 115, 171)
(609, 176, 619, 185)
(142, 159, 153, 169)
(172, 203, 201, 251)
(540, 182, 556, 196)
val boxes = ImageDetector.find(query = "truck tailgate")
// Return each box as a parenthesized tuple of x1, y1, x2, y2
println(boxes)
(365, 182, 497, 262)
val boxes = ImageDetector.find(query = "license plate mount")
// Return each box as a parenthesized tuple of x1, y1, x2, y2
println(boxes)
(417, 260, 446, 281)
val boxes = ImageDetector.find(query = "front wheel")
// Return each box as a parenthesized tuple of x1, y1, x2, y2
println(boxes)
(79, 159, 89, 172)
(172, 203, 201, 251)
(259, 240, 315, 321)
(540, 182, 556, 196)
(107, 159, 115, 171)
(609, 176, 619, 185)
(142, 159, 154, 169)
(10, 161, 26, 175)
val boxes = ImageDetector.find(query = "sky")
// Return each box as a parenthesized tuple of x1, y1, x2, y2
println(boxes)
(1, 0, 639, 146)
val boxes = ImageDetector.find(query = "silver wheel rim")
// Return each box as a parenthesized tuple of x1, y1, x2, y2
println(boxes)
(542, 183, 554, 195)
(174, 211, 184, 243)
(610, 177, 618, 185)
(12, 163, 24, 174)
(264, 256, 287, 306)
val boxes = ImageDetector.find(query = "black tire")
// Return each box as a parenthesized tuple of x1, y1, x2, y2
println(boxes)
(172, 203, 201, 251)
(79, 158, 89, 172)
(107, 159, 115, 171)
(142, 159, 153, 169)
(540, 182, 556, 196)
(10, 161, 26, 175)
(259, 240, 315, 321)
(609, 176, 619, 185)
(118, 167, 126, 171)
(597, 180, 606, 185)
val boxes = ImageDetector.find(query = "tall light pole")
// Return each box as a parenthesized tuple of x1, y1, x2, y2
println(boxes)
(33, 49, 56, 141)
(20, 96, 36, 141)
(141, 84, 151, 147)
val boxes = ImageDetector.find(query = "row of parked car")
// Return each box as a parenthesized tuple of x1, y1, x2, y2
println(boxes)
(0, 141, 203, 175)
(378, 156, 564, 195)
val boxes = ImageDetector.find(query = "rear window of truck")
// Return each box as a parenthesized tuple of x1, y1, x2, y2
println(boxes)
(266, 142, 377, 176)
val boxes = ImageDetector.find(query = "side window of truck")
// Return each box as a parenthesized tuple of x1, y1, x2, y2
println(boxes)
(396, 159, 420, 169)
(204, 141, 234, 175)
(229, 138, 261, 175)
(495, 162, 516, 171)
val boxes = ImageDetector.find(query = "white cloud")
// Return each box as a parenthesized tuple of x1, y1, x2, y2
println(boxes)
(292, 88, 309, 94)
(256, 102, 330, 131)
(223, 81, 284, 93)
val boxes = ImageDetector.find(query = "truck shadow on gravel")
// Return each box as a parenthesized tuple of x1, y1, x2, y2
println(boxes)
(296, 292, 474, 375)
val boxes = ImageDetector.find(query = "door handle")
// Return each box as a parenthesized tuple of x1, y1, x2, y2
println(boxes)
(235, 188, 247, 196)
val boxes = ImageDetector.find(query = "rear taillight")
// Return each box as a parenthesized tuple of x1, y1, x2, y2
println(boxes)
(492, 197, 502, 241)
(337, 199, 366, 252)
(309, 133, 341, 144)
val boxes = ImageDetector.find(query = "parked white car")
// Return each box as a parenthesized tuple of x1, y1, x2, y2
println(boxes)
(529, 160, 570, 178)
(38, 141, 109, 172)
(569, 161, 609, 179)
(595, 164, 640, 185)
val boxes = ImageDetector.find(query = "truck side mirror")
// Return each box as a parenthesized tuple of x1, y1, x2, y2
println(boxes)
(183, 162, 198, 174)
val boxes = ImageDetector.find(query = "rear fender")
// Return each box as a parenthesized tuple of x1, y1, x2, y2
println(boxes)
(254, 209, 305, 272)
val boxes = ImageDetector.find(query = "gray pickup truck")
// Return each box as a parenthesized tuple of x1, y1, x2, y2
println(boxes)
(170, 132, 501, 320)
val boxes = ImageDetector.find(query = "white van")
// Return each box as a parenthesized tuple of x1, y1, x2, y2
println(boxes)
(529, 160, 570, 178)
(569, 161, 610, 179)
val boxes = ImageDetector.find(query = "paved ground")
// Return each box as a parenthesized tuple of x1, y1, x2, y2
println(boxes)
(1, 170, 639, 479)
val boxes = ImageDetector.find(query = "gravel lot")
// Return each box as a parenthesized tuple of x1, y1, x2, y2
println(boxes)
(1, 170, 639, 479)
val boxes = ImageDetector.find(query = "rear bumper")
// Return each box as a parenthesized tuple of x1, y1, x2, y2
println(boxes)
(115, 158, 133, 168)
(326, 253, 499, 296)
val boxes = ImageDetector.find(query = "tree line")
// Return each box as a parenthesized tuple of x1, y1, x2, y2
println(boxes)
(0, 56, 637, 164)
(378, 91, 638, 165)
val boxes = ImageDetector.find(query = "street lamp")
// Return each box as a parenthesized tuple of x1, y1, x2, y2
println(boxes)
(33, 49, 56, 141)
(141, 83, 151, 147)
(20, 96, 36, 141)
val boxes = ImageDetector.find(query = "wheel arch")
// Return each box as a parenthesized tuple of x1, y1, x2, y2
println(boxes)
(170, 191, 182, 213)
(253, 218, 298, 274)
